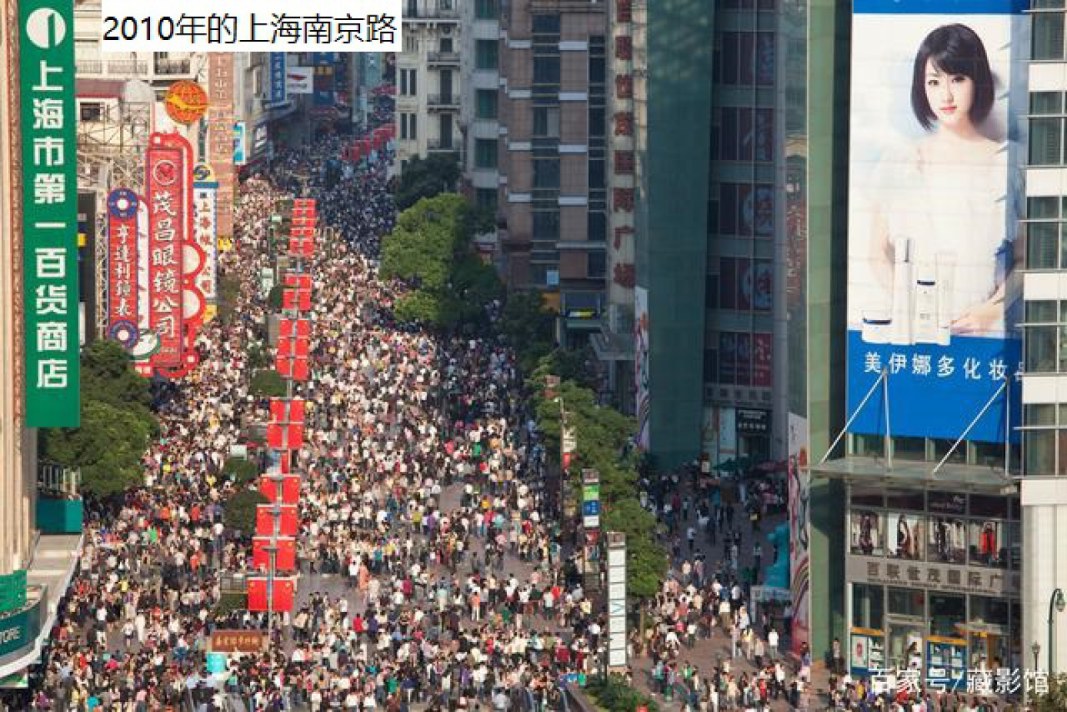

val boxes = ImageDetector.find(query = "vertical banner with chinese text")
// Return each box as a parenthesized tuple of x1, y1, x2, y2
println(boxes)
(21, 0, 80, 427)
(207, 54, 234, 240)
(146, 132, 191, 371)
(106, 188, 139, 346)
(193, 165, 218, 318)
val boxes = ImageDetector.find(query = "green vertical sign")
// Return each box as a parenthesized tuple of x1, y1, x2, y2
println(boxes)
(0, 570, 26, 614)
(20, 0, 79, 427)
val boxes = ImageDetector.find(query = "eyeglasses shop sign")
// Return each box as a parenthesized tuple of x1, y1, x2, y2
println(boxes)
(846, 555, 1020, 598)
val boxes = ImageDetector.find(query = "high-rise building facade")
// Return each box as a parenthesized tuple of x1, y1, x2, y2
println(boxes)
(496, 0, 608, 345)
(396, 0, 462, 171)
(460, 0, 501, 214)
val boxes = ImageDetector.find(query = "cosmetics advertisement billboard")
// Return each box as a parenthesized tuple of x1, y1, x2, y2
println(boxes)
(846, 0, 1027, 443)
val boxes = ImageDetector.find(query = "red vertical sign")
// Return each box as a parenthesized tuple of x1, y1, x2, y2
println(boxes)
(146, 133, 193, 371)
(106, 189, 139, 345)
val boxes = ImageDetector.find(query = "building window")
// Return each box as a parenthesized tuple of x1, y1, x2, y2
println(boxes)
(588, 158, 605, 190)
(533, 107, 560, 137)
(400, 68, 417, 96)
(716, 32, 776, 87)
(475, 0, 498, 19)
(1033, 7, 1066, 61)
(533, 57, 560, 84)
(587, 251, 606, 279)
(400, 113, 417, 140)
(532, 13, 561, 34)
(79, 102, 103, 121)
(1029, 91, 1065, 165)
(1024, 195, 1067, 268)
(712, 107, 774, 162)
(475, 138, 498, 169)
(476, 188, 497, 211)
(533, 211, 560, 239)
(533, 159, 560, 189)
(587, 211, 606, 242)
(476, 89, 498, 119)
(440, 37, 453, 53)
(476, 40, 499, 70)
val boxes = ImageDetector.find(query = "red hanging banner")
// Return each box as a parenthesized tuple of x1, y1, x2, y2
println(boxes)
(247, 577, 296, 613)
(252, 536, 297, 571)
(259, 474, 301, 504)
(146, 132, 193, 370)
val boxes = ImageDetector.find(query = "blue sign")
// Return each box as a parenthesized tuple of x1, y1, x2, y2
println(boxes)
(233, 122, 246, 165)
(847, 333, 1021, 443)
(854, 0, 1027, 13)
(268, 53, 287, 106)
(314, 90, 334, 106)
(582, 501, 601, 517)
(206, 652, 227, 674)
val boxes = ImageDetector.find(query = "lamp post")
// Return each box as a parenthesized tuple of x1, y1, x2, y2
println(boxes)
(1048, 588, 1066, 673)
(1029, 641, 1041, 707)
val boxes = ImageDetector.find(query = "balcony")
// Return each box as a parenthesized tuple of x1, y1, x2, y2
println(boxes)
(427, 51, 460, 66)
(405, 4, 460, 22)
(80, 59, 148, 76)
(154, 58, 192, 76)
(427, 93, 459, 110)
(427, 137, 459, 152)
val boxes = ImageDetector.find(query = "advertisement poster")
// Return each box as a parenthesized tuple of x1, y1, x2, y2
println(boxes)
(286, 67, 314, 95)
(634, 286, 650, 450)
(193, 167, 219, 315)
(207, 54, 234, 239)
(787, 413, 810, 653)
(846, 0, 1027, 442)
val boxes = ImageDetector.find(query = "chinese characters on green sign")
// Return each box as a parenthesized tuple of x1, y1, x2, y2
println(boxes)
(19, 0, 80, 427)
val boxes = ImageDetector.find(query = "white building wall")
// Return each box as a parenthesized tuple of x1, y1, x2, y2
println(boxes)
(1021, 478, 1067, 673)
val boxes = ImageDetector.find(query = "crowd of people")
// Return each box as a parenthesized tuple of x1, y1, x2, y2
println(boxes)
(3, 91, 1032, 712)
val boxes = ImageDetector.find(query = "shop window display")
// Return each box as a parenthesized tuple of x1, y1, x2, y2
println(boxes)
(850, 510, 884, 556)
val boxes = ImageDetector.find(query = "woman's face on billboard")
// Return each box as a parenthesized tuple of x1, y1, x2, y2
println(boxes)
(924, 59, 976, 131)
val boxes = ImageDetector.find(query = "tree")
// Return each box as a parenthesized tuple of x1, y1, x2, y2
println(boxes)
(41, 400, 153, 497)
(222, 457, 260, 485)
(396, 153, 461, 210)
(224, 489, 270, 535)
(250, 370, 288, 398)
(80, 340, 154, 422)
(499, 291, 556, 373)
(1032, 675, 1067, 711)
(380, 194, 502, 331)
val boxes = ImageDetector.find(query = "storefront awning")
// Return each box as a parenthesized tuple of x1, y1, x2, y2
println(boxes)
(808, 456, 1017, 496)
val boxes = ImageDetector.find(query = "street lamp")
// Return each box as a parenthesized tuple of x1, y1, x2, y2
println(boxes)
(1048, 588, 1066, 673)
(1032, 641, 1042, 672)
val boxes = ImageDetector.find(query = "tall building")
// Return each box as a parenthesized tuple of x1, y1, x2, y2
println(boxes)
(496, 0, 608, 347)
(1, 0, 83, 680)
(396, 0, 462, 171)
(459, 0, 501, 214)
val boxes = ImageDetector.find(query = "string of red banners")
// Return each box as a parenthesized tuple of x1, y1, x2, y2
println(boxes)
(247, 197, 317, 614)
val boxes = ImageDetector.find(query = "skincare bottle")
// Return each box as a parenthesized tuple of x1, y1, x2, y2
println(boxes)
(862, 306, 892, 344)
(934, 252, 954, 346)
(912, 264, 938, 345)
(890, 238, 914, 346)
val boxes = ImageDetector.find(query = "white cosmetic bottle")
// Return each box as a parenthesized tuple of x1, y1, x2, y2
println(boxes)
(934, 252, 954, 346)
(912, 265, 938, 345)
(890, 238, 914, 346)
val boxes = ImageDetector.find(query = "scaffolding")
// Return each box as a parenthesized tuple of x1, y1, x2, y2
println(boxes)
(76, 81, 152, 339)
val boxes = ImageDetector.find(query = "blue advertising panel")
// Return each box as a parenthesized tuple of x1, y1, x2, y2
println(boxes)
(846, 0, 1028, 443)
(233, 121, 246, 165)
(268, 53, 287, 106)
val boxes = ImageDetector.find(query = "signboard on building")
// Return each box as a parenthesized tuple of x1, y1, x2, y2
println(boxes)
(145, 132, 191, 372)
(164, 80, 208, 125)
(846, 0, 1027, 443)
(0, 571, 26, 615)
(606, 534, 627, 670)
(0, 597, 44, 659)
(192, 165, 218, 318)
(845, 555, 1020, 597)
(285, 67, 313, 94)
(736, 408, 770, 435)
(207, 54, 234, 239)
(268, 53, 287, 106)
(106, 188, 139, 346)
(20, 0, 80, 427)
(233, 121, 247, 165)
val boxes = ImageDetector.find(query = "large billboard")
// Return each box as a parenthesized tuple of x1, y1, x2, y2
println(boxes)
(21, 0, 80, 427)
(847, 0, 1027, 443)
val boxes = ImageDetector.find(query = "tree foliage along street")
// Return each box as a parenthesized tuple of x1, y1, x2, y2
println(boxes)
(1031, 675, 1067, 710)
(380, 193, 501, 331)
(497, 291, 557, 374)
(224, 489, 271, 536)
(530, 363, 668, 599)
(39, 340, 157, 497)
(394, 153, 461, 210)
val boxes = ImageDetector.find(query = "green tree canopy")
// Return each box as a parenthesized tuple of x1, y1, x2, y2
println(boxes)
(395, 153, 461, 210)
(224, 489, 270, 535)
(250, 369, 288, 398)
(41, 400, 153, 497)
(380, 193, 502, 331)
(499, 291, 556, 373)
